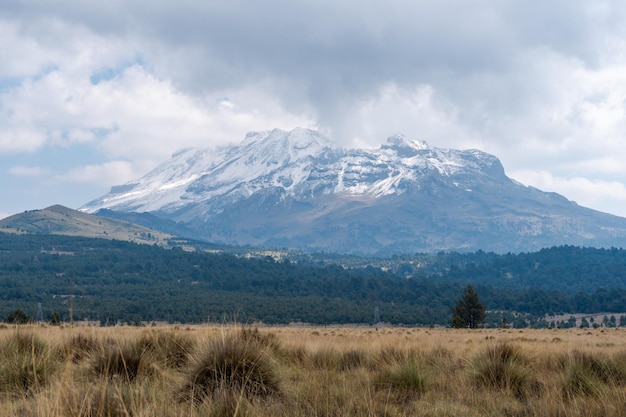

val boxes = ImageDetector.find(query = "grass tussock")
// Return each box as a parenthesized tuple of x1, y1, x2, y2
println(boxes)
(62, 384, 135, 417)
(180, 329, 282, 403)
(307, 347, 342, 371)
(375, 359, 429, 399)
(469, 342, 541, 399)
(206, 391, 252, 417)
(560, 350, 626, 398)
(0, 330, 55, 396)
(136, 330, 195, 369)
(60, 332, 103, 363)
(91, 340, 148, 382)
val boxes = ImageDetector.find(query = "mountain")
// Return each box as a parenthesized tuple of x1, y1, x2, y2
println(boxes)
(0, 204, 173, 245)
(81, 128, 626, 255)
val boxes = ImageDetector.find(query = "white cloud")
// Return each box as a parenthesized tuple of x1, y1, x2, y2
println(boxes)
(0, 58, 313, 186)
(0, 128, 46, 153)
(57, 161, 138, 187)
(0, 21, 57, 79)
(8, 166, 48, 177)
(332, 82, 483, 151)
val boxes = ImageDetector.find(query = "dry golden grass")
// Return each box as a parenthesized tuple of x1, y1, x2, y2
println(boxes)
(1, 324, 626, 416)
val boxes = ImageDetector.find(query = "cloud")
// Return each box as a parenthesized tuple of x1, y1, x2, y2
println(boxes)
(0, 128, 46, 153)
(3, 1, 626, 217)
(0, 21, 57, 79)
(8, 166, 48, 177)
(331, 83, 481, 150)
(57, 161, 138, 187)
(0, 56, 313, 185)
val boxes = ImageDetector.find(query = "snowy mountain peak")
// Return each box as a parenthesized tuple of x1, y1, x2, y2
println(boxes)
(82, 128, 504, 216)
(383, 134, 429, 151)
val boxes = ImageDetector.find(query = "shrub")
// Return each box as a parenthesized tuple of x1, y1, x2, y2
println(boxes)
(180, 330, 281, 403)
(5, 309, 33, 324)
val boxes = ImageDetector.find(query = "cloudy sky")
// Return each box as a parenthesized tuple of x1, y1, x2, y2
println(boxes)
(2, 1, 626, 219)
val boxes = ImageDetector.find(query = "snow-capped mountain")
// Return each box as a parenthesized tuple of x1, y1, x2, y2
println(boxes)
(82, 128, 626, 254)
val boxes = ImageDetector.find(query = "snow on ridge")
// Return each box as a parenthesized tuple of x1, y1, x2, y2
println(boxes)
(81, 128, 503, 213)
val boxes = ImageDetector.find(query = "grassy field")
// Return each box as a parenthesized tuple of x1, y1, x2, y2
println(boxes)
(1, 324, 626, 416)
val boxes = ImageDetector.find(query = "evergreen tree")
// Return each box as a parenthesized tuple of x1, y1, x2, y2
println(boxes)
(50, 310, 61, 325)
(5, 309, 33, 324)
(450, 285, 486, 328)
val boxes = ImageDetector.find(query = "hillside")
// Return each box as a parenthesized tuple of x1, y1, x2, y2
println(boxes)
(0, 205, 173, 246)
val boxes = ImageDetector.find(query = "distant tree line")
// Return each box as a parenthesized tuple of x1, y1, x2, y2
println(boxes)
(1, 234, 626, 326)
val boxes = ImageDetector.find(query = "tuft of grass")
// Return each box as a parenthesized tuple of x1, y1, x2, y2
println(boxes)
(0, 329, 56, 396)
(61, 332, 102, 363)
(373, 346, 419, 369)
(305, 347, 369, 372)
(180, 330, 282, 403)
(92, 341, 147, 382)
(375, 360, 429, 397)
(62, 381, 145, 417)
(469, 342, 540, 399)
(561, 359, 605, 398)
(281, 345, 307, 366)
(136, 330, 195, 369)
(207, 391, 252, 417)
(307, 348, 342, 371)
(239, 327, 281, 353)
(339, 349, 369, 371)
(560, 350, 625, 398)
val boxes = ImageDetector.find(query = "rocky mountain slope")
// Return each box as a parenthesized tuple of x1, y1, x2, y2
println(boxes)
(81, 128, 626, 254)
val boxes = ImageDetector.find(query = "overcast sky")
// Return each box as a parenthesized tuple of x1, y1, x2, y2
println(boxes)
(2, 1, 626, 219)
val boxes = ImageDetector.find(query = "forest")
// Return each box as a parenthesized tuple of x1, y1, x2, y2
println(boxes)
(1, 233, 626, 327)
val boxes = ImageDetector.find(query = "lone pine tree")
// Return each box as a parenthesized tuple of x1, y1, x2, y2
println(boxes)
(451, 285, 486, 328)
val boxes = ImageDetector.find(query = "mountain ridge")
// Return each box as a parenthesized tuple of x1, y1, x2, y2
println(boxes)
(81, 128, 626, 255)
